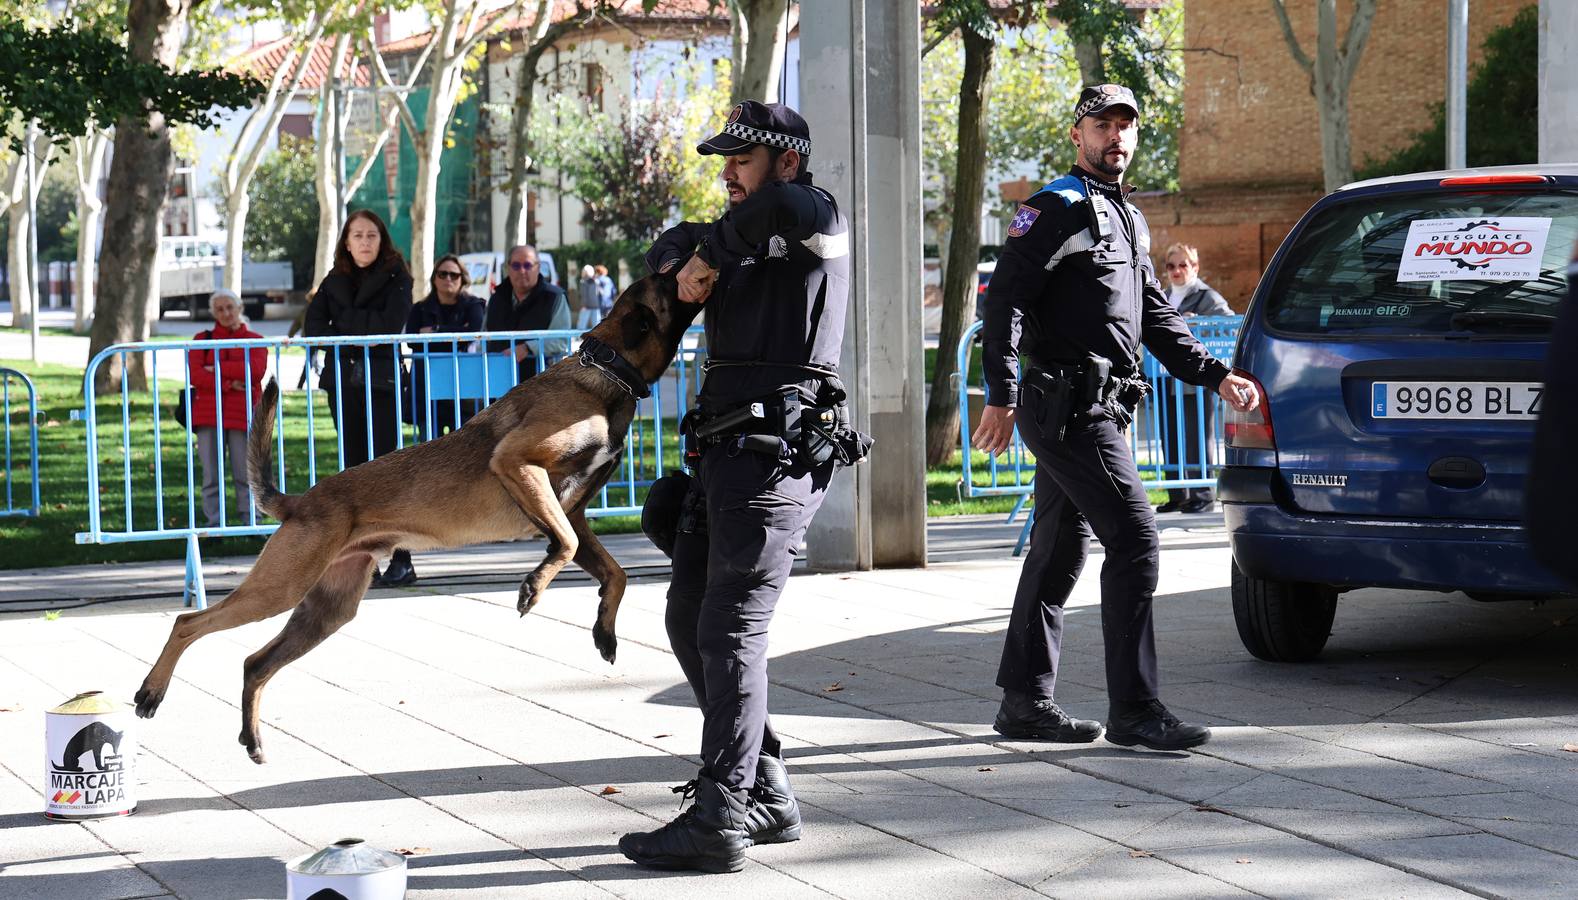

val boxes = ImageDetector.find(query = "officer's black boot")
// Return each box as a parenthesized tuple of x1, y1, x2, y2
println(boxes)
(618, 774, 749, 874)
(993, 690, 1103, 742)
(375, 549, 417, 587)
(744, 752, 802, 845)
(1105, 699, 1211, 751)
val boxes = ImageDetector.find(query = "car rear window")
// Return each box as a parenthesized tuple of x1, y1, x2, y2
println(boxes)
(1263, 188, 1578, 336)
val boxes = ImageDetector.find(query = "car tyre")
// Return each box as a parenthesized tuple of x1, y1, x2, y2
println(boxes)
(1231, 560, 1337, 662)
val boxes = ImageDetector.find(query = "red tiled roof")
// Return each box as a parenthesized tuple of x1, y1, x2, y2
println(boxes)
(376, 0, 730, 56)
(230, 35, 371, 90)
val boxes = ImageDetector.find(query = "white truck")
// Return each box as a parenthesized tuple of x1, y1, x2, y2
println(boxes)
(157, 237, 294, 320)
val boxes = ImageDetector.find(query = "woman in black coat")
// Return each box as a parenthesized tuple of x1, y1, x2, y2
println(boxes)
(304, 209, 415, 582)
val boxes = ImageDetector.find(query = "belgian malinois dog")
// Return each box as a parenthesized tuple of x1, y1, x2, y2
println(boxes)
(133, 273, 699, 763)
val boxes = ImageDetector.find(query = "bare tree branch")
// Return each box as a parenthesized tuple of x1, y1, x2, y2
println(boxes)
(1268, 0, 1313, 75)
(1339, 0, 1378, 90)
(921, 25, 956, 58)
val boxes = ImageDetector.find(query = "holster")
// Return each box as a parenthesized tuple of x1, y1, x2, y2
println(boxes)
(684, 379, 872, 469)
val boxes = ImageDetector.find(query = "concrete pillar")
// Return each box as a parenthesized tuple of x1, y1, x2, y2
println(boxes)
(799, 0, 927, 570)
(1540, 0, 1578, 163)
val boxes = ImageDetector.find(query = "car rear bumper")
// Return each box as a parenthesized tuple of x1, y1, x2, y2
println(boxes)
(1222, 466, 1565, 594)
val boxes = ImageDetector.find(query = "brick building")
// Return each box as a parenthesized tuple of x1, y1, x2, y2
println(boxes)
(1135, 0, 1528, 309)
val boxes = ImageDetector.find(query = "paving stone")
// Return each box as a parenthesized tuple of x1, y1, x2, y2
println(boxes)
(1038, 846, 1258, 899)
(1159, 838, 1477, 899)
(1373, 832, 1578, 897)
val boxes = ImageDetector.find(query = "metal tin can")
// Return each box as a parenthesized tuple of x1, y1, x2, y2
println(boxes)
(285, 838, 408, 899)
(44, 691, 137, 820)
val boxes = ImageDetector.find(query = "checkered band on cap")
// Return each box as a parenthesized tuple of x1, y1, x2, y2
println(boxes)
(1074, 94, 1107, 122)
(723, 121, 811, 155)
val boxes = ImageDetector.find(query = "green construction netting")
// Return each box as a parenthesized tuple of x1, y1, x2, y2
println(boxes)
(348, 86, 478, 261)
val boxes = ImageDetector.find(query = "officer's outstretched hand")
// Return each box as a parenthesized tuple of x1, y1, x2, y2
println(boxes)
(675, 255, 718, 303)
(1219, 373, 1260, 412)
(973, 404, 1018, 457)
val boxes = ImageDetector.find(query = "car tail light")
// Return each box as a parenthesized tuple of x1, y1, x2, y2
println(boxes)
(1438, 174, 1548, 185)
(1225, 369, 1274, 450)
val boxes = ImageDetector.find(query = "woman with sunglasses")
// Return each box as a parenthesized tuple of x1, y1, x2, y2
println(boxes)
(405, 252, 486, 436)
(1156, 242, 1232, 514)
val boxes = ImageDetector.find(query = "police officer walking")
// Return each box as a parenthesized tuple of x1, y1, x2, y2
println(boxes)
(975, 85, 1260, 751)
(619, 100, 858, 874)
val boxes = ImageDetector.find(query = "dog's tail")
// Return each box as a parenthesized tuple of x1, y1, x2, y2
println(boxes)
(247, 380, 298, 522)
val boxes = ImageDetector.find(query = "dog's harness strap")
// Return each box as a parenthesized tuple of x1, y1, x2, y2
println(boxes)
(579, 336, 652, 399)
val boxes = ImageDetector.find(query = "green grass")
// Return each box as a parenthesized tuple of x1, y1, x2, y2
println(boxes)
(1, 325, 191, 342)
(0, 362, 1166, 570)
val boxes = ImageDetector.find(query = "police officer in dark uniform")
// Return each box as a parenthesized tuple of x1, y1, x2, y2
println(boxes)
(620, 100, 861, 874)
(975, 84, 1261, 752)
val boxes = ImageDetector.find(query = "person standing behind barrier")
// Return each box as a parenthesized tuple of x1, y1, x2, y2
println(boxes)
(406, 253, 486, 438)
(484, 244, 571, 382)
(1156, 242, 1232, 514)
(974, 84, 1261, 752)
(595, 264, 616, 317)
(575, 264, 603, 329)
(189, 289, 267, 528)
(304, 209, 415, 585)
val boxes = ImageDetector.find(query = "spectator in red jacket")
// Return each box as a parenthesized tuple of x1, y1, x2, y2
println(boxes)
(188, 289, 268, 527)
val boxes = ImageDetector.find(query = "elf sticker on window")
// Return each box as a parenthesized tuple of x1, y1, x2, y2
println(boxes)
(1397, 217, 1551, 282)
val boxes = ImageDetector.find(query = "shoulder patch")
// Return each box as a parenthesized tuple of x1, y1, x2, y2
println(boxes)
(1007, 204, 1041, 238)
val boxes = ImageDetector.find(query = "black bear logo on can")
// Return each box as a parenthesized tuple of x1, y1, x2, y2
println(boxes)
(55, 722, 125, 773)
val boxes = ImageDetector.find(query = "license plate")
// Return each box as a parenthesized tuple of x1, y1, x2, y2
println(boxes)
(1371, 381, 1543, 420)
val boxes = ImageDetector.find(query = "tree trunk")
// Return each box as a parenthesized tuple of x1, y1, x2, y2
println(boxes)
(730, 0, 787, 103)
(73, 130, 110, 334)
(409, 63, 458, 292)
(313, 32, 353, 291)
(503, 45, 553, 248)
(89, 0, 193, 394)
(222, 29, 323, 294)
(1072, 37, 1104, 84)
(223, 188, 251, 293)
(7, 203, 33, 329)
(923, 23, 994, 468)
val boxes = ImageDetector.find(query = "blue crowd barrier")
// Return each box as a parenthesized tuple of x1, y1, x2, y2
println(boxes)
(76, 327, 706, 608)
(954, 316, 1242, 554)
(1, 368, 41, 518)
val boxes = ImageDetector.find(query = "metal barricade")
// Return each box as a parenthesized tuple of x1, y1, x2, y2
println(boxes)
(76, 328, 706, 608)
(1, 368, 42, 518)
(954, 316, 1242, 554)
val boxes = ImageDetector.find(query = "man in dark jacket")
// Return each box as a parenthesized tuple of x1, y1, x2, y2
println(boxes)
(974, 84, 1260, 754)
(1157, 242, 1234, 513)
(619, 100, 851, 875)
(484, 244, 571, 381)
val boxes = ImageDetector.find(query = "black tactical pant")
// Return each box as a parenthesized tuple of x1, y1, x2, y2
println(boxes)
(996, 386, 1161, 703)
(666, 447, 832, 791)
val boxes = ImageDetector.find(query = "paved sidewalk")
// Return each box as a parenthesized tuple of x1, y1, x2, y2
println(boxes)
(2, 515, 1576, 898)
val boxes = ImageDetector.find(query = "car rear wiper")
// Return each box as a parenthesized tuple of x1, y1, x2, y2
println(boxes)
(1448, 310, 1554, 332)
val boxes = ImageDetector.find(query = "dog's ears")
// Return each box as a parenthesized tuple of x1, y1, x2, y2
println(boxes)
(620, 301, 657, 348)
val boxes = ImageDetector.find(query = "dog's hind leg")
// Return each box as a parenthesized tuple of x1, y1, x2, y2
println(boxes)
(567, 508, 626, 664)
(134, 521, 338, 720)
(490, 450, 578, 617)
(238, 552, 375, 764)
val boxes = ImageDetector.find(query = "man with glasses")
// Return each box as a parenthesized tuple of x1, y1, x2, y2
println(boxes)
(484, 244, 571, 381)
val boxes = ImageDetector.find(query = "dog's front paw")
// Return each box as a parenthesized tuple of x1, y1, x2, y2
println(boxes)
(238, 729, 267, 765)
(517, 581, 540, 617)
(592, 620, 617, 664)
(134, 684, 165, 719)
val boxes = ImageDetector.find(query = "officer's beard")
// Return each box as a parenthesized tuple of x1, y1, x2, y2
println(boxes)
(725, 174, 786, 209)
(1082, 143, 1128, 181)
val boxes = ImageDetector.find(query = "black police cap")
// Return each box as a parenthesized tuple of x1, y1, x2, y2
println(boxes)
(1074, 83, 1140, 124)
(697, 100, 812, 157)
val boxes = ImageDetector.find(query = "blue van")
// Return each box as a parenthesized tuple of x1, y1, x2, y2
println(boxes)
(1221, 165, 1578, 661)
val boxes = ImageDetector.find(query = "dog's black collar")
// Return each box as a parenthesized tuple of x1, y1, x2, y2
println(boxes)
(579, 335, 652, 399)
